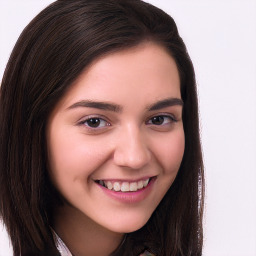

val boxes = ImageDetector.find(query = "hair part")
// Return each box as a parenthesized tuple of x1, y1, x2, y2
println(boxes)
(0, 0, 204, 255)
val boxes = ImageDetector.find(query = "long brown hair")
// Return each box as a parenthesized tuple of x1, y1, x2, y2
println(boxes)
(0, 0, 204, 255)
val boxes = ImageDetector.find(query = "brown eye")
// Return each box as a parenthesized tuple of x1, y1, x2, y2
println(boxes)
(151, 116, 164, 125)
(147, 115, 176, 126)
(83, 118, 109, 128)
(86, 118, 101, 127)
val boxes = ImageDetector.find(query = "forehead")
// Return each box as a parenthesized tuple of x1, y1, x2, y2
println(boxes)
(55, 42, 181, 111)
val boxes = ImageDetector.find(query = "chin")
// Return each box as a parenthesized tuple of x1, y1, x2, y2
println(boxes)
(104, 213, 152, 234)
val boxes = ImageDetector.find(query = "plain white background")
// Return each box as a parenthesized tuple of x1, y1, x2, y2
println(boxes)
(1, 0, 256, 255)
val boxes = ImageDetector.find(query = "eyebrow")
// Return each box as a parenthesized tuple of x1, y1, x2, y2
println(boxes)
(67, 100, 122, 112)
(147, 98, 183, 111)
(67, 97, 183, 112)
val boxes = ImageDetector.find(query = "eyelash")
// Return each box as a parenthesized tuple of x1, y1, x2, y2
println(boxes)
(146, 114, 177, 126)
(78, 116, 111, 129)
(78, 114, 177, 131)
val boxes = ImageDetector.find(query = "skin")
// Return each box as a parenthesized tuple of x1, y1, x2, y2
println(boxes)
(47, 42, 185, 256)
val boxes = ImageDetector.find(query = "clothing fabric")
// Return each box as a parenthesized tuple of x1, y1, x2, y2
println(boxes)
(54, 231, 72, 256)
(53, 231, 155, 256)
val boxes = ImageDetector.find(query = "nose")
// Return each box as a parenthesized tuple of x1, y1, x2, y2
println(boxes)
(113, 125, 151, 170)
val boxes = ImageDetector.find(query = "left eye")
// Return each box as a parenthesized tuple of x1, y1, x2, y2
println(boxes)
(147, 115, 176, 125)
(83, 118, 110, 128)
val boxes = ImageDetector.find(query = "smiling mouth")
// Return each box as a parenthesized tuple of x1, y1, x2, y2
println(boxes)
(95, 177, 154, 192)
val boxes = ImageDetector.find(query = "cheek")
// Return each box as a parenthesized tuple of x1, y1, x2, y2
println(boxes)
(47, 128, 111, 184)
(154, 129, 185, 174)
(47, 134, 112, 206)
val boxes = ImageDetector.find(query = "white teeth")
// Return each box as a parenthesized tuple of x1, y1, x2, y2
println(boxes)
(121, 182, 129, 192)
(113, 182, 121, 192)
(143, 178, 149, 187)
(98, 178, 152, 192)
(129, 182, 138, 191)
(106, 181, 113, 190)
(137, 180, 143, 189)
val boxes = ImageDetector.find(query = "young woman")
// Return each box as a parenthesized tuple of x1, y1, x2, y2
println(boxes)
(0, 0, 204, 255)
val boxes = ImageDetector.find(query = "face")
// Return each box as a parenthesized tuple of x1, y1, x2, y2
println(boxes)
(47, 42, 185, 233)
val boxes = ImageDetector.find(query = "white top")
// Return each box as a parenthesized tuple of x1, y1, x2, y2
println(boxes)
(53, 231, 73, 256)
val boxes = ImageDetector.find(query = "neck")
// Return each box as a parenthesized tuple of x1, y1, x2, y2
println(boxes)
(53, 204, 124, 256)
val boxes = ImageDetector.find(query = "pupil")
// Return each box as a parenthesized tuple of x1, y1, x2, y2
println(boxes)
(152, 116, 164, 125)
(88, 118, 100, 127)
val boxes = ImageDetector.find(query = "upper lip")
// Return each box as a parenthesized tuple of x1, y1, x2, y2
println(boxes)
(94, 176, 156, 182)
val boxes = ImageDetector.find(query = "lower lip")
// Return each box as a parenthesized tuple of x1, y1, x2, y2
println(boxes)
(96, 178, 156, 203)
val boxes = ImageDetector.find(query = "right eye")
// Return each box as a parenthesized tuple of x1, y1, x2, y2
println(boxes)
(82, 117, 110, 128)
